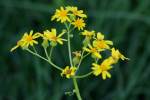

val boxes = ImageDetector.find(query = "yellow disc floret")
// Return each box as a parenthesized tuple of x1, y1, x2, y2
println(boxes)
(51, 7, 70, 23)
(72, 18, 86, 30)
(61, 66, 77, 78)
(42, 28, 67, 45)
(10, 30, 39, 51)
(93, 32, 113, 51)
(92, 58, 113, 80)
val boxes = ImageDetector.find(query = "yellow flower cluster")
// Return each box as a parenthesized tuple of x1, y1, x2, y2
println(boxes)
(80, 30, 128, 80)
(11, 6, 128, 80)
(83, 32, 113, 59)
(11, 28, 67, 51)
(92, 48, 128, 80)
(51, 6, 87, 30)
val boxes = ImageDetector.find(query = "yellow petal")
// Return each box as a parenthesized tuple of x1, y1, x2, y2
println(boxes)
(97, 32, 104, 40)
(102, 71, 107, 80)
(93, 52, 102, 59)
(10, 45, 19, 52)
(105, 40, 113, 45)
(57, 39, 63, 45)
(106, 71, 111, 78)
(83, 47, 91, 52)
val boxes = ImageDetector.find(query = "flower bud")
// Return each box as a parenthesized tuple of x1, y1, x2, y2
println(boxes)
(42, 40, 49, 49)
(50, 41, 57, 47)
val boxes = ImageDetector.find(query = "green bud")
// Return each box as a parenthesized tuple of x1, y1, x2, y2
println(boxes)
(73, 57, 80, 66)
(50, 41, 57, 47)
(42, 40, 49, 49)
(83, 38, 90, 47)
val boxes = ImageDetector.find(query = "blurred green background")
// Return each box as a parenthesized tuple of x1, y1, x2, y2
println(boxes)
(0, 0, 150, 100)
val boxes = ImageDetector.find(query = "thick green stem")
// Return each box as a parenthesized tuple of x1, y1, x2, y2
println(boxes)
(73, 78, 82, 100)
(65, 23, 82, 100)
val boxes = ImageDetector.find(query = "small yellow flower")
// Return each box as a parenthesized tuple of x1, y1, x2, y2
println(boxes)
(61, 66, 77, 78)
(81, 30, 95, 38)
(83, 44, 101, 59)
(93, 32, 113, 51)
(42, 28, 67, 45)
(66, 6, 87, 18)
(92, 58, 113, 80)
(111, 48, 129, 62)
(51, 7, 70, 23)
(72, 18, 86, 30)
(10, 30, 39, 51)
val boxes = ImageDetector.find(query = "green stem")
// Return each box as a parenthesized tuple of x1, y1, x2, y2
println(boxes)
(65, 23, 82, 100)
(73, 78, 82, 100)
(82, 53, 90, 59)
(75, 72, 93, 79)
(26, 49, 62, 71)
(77, 50, 85, 70)
(66, 24, 73, 67)
(32, 46, 37, 53)
(44, 48, 50, 61)
(49, 46, 54, 59)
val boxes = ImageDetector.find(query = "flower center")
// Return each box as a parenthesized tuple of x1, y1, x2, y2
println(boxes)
(100, 65, 107, 71)
(75, 20, 82, 26)
(91, 48, 97, 52)
(50, 36, 57, 41)
(97, 41, 107, 48)
(66, 69, 72, 74)
(60, 10, 67, 17)
(26, 36, 33, 42)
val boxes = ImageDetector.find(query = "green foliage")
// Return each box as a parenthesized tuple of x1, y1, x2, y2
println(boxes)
(0, 0, 150, 100)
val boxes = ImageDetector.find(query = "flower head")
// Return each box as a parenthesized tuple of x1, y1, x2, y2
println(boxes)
(10, 30, 39, 51)
(66, 6, 87, 18)
(72, 18, 86, 30)
(111, 48, 129, 63)
(83, 44, 101, 59)
(61, 66, 77, 78)
(51, 7, 70, 23)
(93, 32, 113, 51)
(42, 28, 67, 45)
(92, 58, 113, 80)
(82, 30, 95, 38)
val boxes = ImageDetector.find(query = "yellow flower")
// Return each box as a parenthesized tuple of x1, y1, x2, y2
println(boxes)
(92, 58, 113, 80)
(93, 32, 113, 51)
(61, 66, 77, 78)
(51, 7, 70, 23)
(83, 44, 102, 59)
(81, 30, 95, 38)
(10, 40, 24, 52)
(111, 48, 129, 62)
(66, 6, 87, 18)
(72, 18, 86, 30)
(42, 28, 67, 45)
(10, 30, 39, 52)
